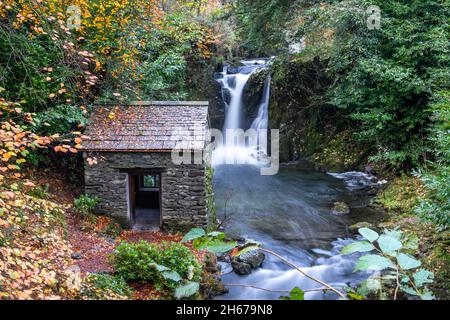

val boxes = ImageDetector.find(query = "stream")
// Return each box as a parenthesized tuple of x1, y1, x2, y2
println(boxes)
(211, 59, 384, 300)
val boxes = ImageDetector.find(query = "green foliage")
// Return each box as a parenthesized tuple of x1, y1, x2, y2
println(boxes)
(181, 227, 238, 254)
(73, 195, 99, 220)
(82, 274, 133, 299)
(414, 91, 450, 230)
(280, 287, 305, 300)
(174, 281, 200, 300)
(234, 1, 449, 170)
(299, 0, 449, 170)
(112, 241, 202, 296)
(205, 166, 218, 230)
(229, 0, 294, 55)
(31, 105, 88, 135)
(27, 184, 50, 200)
(375, 174, 425, 215)
(342, 227, 435, 300)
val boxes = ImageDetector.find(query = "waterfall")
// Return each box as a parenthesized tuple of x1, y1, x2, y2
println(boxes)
(251, 75, 271, 133)
(219, 71, 252, 131)
(213, 59, 271, 165)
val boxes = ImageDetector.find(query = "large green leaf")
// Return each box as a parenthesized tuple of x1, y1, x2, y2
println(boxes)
(413, 269, 434, 287)
(204, 239, 238, 254)
(358, 228, 379, 242)
(341, 241, 374, 254)
(280, 287, 304, 300)
(397, 253, 421, 270)
(383, 229, 403, 241)
(162, 270, 182, 282)
(377, 235, 402, 254)
(181, 228, 205, 243)
(354, 254, 394, 271)
(174, 282, 200, 299)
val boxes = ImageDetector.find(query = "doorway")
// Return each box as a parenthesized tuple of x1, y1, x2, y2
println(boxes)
(128, 172, 161, 231)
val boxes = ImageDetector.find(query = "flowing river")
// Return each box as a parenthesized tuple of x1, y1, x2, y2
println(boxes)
(212, 59, 384, 300)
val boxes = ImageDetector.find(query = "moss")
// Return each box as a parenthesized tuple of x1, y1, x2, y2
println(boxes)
(310, 131, 366, 172)
(375, 175, 426, 216)
(205, 166, 218, 231)
(373, 175, 449, 299)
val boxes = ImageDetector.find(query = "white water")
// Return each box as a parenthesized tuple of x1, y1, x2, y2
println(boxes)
(213, 60, 271, 165)
(213, 59, 379, 300)
(250, 75, 271, 134)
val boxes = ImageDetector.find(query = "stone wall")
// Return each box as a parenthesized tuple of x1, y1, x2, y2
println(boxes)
(83, 152, 208, 230)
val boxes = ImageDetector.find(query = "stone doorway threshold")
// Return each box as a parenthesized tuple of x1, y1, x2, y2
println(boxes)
(133, 208, 160, 232)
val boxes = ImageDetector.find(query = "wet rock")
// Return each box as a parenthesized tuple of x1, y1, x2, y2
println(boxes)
(348, 221, 373, 233)
(218, 261, 233, 274)
(222, 87, 232, 105)
(71, 252, 82, 260)
(239, 250, 265, 268)
(231, 250, 265, 275)
(231, 260, 253, 275)
(332, 202, 350, 215)
(216, 252, 231, 263)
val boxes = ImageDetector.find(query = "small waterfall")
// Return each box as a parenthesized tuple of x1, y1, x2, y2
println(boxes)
(250, 75, 271, 133)
(214, 59, 271, 164)
(219, 71, 252, 131)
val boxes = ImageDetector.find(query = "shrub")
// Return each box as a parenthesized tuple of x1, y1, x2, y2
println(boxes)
(81, 274, 132, 300)
(414, 92, 450, 230)
(342, 227, 435, 300)
(73, 195, 99, 220)
(112, 241, 202, 292)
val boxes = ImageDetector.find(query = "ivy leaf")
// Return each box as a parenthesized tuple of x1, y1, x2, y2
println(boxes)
(355, 254, 394, 271)
(341, 241, 374, 254)
(413, 269, 434, 288)
(181, 228, 205, 243)
(397, 253, 421, 270)
(280, 287, 304, 300)
(174, 282, 199, 299)
(358, 228, 379, 242)
(377, 235, 402, 254)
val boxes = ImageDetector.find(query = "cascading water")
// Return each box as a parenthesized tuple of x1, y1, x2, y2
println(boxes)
(213, 59, 271, 164)
(212, 59, 381, 300)
(250, 75, 271, 134)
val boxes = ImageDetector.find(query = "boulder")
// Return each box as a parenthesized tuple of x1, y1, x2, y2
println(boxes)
(231, 249, 265, 275)
(239, 250, 265, 268)
(231, 260, 253, 275)
(332, 202, 350, 215)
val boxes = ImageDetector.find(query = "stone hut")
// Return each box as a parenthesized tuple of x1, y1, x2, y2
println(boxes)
(81, 101, 209, 231)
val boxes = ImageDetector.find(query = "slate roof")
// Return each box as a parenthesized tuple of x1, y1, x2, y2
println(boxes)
(81, 101, 209, 152)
